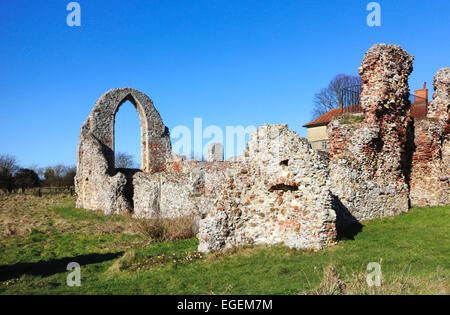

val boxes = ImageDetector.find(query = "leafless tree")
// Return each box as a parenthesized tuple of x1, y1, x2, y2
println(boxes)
(0, 154, 19, 175)
(62, 166, 76, 187)
(0, 154, 19, 193)
(42, 164, 76, 187)
(115, 152, 137, 169)
(312, 74, 361, 119)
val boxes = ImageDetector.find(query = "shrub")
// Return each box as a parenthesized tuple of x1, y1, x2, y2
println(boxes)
(135, 219, 167, 242)
(134, 216, 195, 243)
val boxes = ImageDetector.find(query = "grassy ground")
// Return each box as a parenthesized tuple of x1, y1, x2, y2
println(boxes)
(0, 193, 448, 294)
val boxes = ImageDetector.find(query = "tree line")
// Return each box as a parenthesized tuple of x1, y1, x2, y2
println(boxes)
(0, 154, 76, 193)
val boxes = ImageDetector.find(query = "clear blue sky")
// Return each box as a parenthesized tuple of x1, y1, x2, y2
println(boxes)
(1, 0, 449, 167)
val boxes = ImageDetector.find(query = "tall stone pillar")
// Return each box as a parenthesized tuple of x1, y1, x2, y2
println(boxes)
(328, 44, 414, 222)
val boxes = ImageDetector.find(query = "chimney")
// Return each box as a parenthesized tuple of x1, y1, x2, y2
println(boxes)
(414, 82, 428, 104)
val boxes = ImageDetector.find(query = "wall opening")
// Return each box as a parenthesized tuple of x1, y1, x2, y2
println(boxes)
(114, 100, 141, 170)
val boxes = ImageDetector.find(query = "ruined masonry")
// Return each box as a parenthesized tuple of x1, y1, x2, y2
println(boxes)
(75, 88, 171, 214)
(75, 44, 449, 253)
(410, 68, 450, 207)
(207, 143, 224, 162)
(328, 44, 414, 221)
(197, 125, 337, 252)
(328, 45, 448, 223)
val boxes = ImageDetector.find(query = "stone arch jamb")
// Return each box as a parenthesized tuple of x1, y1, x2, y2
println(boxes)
(86, 87, 171, 174)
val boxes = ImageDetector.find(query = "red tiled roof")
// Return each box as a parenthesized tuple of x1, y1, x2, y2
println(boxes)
(303, 105, 362, 128)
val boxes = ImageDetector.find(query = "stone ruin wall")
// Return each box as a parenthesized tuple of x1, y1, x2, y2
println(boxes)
(206, 143, 224, 162)
(75, 88, 172, 215)
(75, 91, 339, 251)
(133, 159, 229, 220)
(328, 45, 449, 222)
(132, 142, 228, 222)
(75, 87, 231, 222)
(328, 44, 414, 222)
(75, 44, 449, 253)
(197, 125, 337, 252)
(409, 68, 450, 207)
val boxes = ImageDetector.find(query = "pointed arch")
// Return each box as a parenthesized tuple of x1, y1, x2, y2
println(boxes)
(112, 93, 148, 170)
(84, 88, 171, 173)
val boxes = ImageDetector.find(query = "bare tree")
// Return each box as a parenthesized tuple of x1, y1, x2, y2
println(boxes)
(62, 166, 77, 187)
(43, 164, 66, 187)
(0, 154, 19, 193)
(312, 74, 361, 119)
(115, 152, 137, 169)
(0, 154, 19, 175)
(42, 164, 77, 187)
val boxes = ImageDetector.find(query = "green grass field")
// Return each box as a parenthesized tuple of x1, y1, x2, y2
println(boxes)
(0, 194, 448, 294)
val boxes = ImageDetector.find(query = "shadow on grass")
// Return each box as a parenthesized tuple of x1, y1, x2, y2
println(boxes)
(337, 222, 363, 240)
(331, 193, 364, 240)
(0, 252, 123, 282)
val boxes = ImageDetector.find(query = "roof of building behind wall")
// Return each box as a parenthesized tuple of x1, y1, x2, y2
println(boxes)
(303, 105, 362, 128)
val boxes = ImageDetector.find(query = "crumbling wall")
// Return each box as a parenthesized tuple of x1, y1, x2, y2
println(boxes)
(328, 44, 414, 221)
(76, 47, 448, 254)
(410, 68, 450, 207)
(197, 124, 337, 252)
(75, 133, 130, 214)
(75, 88, 171, 215)
(133, 160, 229, 219)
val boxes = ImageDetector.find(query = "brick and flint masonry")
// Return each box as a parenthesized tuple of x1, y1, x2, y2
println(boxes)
(76, 45, 449, 253)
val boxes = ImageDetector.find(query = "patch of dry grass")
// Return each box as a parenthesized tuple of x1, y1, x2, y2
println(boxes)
(313, 264, 346, 295)
(0, 194, 143, 238)
(105, 250, 136, 276)
(134, 216, 195, 243)
(0, 194, 74, 236)
(308, 263, 449, 295)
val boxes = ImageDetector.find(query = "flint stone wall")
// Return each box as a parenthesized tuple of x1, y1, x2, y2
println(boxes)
(75, 133, 130, 214)
(197, 124, 338, 252)
(133, 161, 229, 219)
(207, 143, 224, 162)
(410, 68, 450, 207)
(75, 45, 448, 255)
(328, 44, 414, 221)
(75, 88, 171, 214)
